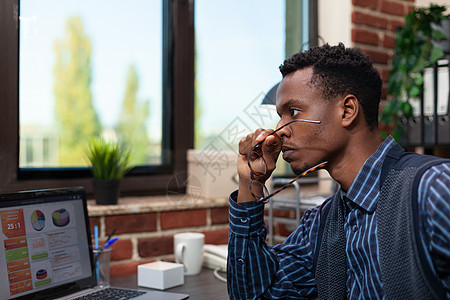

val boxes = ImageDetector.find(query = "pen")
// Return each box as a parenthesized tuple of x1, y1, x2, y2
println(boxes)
(104, 228, 116, 244)
(103, 237, 118, 249)
(94, 225, 99, 280)
(94, 225, 99, 249)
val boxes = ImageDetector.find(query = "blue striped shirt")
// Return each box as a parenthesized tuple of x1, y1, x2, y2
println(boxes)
(227, 136, 450, 299)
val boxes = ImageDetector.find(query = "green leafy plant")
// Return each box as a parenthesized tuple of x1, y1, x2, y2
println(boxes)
(380, 4, 449, 139)
(86, 137, 131, 180)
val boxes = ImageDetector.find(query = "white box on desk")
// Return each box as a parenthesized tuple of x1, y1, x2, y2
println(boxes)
(187, 149, 238, 199)
(137, 261, 184, 290)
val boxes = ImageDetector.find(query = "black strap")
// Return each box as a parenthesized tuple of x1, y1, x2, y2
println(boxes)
(379, 143, 404, 188)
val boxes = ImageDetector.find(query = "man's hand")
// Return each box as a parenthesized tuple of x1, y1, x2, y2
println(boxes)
(236, 128, 282, 203)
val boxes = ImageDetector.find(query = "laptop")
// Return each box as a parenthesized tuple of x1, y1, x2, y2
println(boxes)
(0, 187, 189, 300)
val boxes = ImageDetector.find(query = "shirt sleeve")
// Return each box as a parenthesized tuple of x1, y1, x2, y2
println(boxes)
(227, 189, 327, 299)
(418, 162, 450, 298)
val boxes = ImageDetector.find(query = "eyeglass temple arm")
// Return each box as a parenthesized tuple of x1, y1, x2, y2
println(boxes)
(256, 161, 328, 203)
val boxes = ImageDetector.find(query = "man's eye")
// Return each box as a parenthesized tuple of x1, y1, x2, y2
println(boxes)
(289, 109, 300, 117)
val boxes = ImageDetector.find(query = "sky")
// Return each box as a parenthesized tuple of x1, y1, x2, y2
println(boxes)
(195, 0, 285, 135)
(19, 0, 285, 145)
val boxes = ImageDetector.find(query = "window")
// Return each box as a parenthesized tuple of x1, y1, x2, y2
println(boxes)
(0, 0, 194, 195)
(194, 0, 316, 176)
(19, 0, 163, 169)
(194, 0, 285, 151)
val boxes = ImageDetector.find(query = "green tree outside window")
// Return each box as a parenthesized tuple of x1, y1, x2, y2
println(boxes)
(116, 65, 150, 166)
(53, 16, 101, 166)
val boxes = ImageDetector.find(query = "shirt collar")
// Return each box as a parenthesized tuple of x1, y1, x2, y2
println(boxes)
(345, 136, 397, 212)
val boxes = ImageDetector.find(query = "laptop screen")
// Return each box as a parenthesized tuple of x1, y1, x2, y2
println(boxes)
(0, 187, 96, 299)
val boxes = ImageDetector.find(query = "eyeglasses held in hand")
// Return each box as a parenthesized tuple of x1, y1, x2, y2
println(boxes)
(247, 118, 327, 203)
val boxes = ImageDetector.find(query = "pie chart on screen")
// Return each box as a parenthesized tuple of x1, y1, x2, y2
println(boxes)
(30, 210, 45, 231)
(52, 208, 70, 227)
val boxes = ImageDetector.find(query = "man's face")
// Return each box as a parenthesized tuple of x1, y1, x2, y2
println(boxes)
(275, 67, 344, 174)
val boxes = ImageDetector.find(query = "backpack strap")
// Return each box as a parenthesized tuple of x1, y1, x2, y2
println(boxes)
(379, 143, 404, 187)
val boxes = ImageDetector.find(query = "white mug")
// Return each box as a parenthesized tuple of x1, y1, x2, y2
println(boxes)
(174, 232, 204, 275)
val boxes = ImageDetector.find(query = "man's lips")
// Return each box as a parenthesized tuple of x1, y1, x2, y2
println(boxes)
(281, 146, 295, 160)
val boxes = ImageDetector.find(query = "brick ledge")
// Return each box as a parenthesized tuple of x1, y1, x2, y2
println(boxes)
(87, 194, 229, 216)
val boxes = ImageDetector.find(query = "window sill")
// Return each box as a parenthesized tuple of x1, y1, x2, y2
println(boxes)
(87, 195, 229, 217)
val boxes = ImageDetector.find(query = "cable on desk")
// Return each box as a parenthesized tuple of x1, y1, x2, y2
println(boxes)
(213, 267, 227, 283)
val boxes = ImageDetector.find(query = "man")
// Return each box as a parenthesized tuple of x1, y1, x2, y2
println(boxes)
(227, 43, 450, 299)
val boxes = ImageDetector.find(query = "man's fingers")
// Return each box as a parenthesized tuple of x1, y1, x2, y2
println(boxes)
(261, 134, 282, 167)
(237, 128, 281, 185)
(238, 136, 250, 156)
(238, 129, 274, 156)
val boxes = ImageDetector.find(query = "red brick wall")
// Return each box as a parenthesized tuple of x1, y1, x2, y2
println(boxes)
(89, 206, 229, 277)
(351, 0, 415, 99)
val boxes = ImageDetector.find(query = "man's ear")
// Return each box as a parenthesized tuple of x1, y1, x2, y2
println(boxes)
(340, 95, 360, 128)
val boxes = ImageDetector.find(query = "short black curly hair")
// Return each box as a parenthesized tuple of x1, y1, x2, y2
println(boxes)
(279, 43, 382, 130)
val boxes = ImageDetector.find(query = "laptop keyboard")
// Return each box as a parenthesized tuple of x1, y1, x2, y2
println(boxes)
(73, 287, 147, 299)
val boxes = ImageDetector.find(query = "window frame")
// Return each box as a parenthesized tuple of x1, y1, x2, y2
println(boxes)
(0, 0, 194, 196)
(308, 0, 319, 47)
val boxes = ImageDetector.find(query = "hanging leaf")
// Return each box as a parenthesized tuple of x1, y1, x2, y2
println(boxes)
(414, 75, 424, 86)
(410, 85, 422, 98)
(431, 28, 447, 41)
(429, 46, 445, 65)
(401, 101, 413, 117)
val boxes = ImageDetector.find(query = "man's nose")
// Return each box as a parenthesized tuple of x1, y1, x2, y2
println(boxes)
(275, 120, 291, 139)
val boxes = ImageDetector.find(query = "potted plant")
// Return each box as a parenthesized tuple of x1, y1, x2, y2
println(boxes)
(86, 137, 131, 205)
(380, 4, 449, 140)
